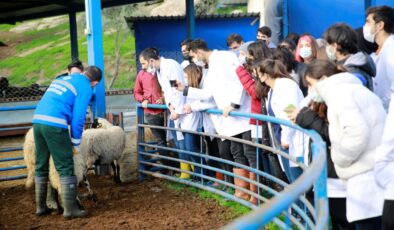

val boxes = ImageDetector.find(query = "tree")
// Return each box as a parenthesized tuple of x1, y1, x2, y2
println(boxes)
(102, 5, 137, 89)
(195, 0, 219, 15)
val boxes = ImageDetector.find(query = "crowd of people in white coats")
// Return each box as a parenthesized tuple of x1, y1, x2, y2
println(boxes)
(133, 5, 394, 230)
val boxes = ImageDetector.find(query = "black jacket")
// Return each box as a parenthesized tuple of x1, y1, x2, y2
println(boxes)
(296, 107, 339, 178)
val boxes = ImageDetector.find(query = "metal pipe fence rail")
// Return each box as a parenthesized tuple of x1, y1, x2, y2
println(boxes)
(137, 104, 328, 230)
(0, 105, 36, 182)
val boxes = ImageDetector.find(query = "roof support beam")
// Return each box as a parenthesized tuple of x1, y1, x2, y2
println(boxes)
(69, 10, 79, 60)
(364, 0, 376, 11)
(185, 0, 195, 39)
(85, 0, 106, 118)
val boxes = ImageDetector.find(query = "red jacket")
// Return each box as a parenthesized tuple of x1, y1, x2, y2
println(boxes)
(236, 66, 262, 125)
(133, 70, 164, 114)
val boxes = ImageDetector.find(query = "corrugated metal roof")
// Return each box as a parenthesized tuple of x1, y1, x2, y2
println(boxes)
(125, 12, 259, 22)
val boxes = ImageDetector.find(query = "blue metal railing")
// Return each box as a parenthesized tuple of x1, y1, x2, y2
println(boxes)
(0, 105, 35, 181)
(137, 104, 328, 229)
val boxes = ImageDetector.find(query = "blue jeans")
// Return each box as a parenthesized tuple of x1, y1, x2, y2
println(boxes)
(280, 148, 303, 183)
(289, 166, 303, 182)
(169, 120, 186, 159)
(252, 138, 272, 175)
(280, 148, 292, 182)
(184, 133, 202, 175)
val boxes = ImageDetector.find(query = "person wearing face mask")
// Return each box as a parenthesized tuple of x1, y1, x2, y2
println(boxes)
(226, 33, 244, 54)
(254, 59, 304, 183)
(237, 41, 253, 67)
(139, 47, 189, 178)
(256, 26, 277, 49)
(307, 60, 386, 229)
(235, 42, 273, 204)
(177, 39, 254, 201)
(323, 23, 376, 91)
(363, 5, 394, 111)
(295, 35, 318, 65)
(134, 59, 175, 173)
(245, 41, 272, 71)
(289, 64, 355, 230)
(180, 39, 193, 69)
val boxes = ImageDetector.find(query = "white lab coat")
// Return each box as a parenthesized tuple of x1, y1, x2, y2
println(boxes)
(317, 72, 386, 222)
(180, 60, 190, 69)
(299, 95, 347, 198)
(156, 57, 186, 140)
(189, 68, 217, 136)
(187, 50, 251, 137)
(373, 35, 394, 111)
(267, 78, 305, 167)
(375, 92, 394, 200)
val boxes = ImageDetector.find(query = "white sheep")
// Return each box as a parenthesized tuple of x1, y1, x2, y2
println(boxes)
(23, 129, 86, 192)
(23, 118, 127, 209)
(80, 118, 126, 183)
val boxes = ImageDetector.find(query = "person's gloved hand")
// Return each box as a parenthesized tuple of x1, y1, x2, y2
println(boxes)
(73, 146, 80, 155)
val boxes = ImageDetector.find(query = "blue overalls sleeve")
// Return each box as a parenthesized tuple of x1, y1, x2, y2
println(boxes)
(71, 87, 93, 146)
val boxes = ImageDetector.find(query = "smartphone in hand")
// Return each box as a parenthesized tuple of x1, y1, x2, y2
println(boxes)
(169, 80, 177, 87)
(284, 104, 296, 114)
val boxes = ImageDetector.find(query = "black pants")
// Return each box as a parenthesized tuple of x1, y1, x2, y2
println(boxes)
(218, 139, 234, 183)
(144, 113, 174, 167)
(204, 136, 222, 176)
(329, 198, 356, 230)
(383, 199, 394, 230)
(353, 216, 381, 230)
(230, 130, 255, 167)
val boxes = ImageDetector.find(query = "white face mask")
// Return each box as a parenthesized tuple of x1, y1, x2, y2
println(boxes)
(193, 58, 205, 67)
(147, 65, 156, 75)
(363, 24, 376, 43)
(308, 85, 324, 103)
(238, 55, 246, 65)
(299, 47, 312, 59)
(325, 45, 337, 61)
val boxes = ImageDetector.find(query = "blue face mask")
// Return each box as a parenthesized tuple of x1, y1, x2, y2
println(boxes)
(232, 49, 240, 57)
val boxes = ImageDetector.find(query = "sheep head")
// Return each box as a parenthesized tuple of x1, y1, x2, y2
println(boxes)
(94, 118, 113, 129)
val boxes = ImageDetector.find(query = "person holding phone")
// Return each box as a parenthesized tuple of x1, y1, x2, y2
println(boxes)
(139, 47, 191, 178)
(254, 59, 304, 183)
(306, 60, 385, 229)
(178, 39, 253, 201)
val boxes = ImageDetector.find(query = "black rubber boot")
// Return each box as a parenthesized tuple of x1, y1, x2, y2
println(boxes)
(60, 176, 88, 220)
(35, 176, 52, 216)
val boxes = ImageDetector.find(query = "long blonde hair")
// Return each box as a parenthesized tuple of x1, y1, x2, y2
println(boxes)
(184, 63, 202, 88)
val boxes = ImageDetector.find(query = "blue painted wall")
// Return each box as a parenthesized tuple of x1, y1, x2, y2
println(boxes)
(288, 0, 394, 38)
(133, 16, 259, 65)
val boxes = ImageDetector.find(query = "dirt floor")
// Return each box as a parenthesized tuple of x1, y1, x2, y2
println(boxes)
(0, 135, 236, 230)
(1, 176, 235, 230)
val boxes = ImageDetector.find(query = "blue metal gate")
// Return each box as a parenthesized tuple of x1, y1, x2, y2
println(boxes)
(137, 104, 328, 229)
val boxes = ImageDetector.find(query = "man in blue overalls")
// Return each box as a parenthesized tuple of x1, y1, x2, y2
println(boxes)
(32, 66, 102, 220)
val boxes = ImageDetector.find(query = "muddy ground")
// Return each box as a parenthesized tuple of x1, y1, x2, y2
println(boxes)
(0, 135, 236, 230)
(1, 176, 235, 230)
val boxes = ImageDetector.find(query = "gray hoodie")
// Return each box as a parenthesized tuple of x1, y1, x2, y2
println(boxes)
(338, 51, 376, 91)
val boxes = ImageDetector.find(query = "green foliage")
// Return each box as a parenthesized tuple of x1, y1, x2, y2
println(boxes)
(216, 5, 247, 14)
(165, 181, 251, 221)
(0, 23, 17, 31)
(0, 18, 136, 89)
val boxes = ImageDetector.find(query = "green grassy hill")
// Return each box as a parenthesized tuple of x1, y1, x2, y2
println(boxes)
(0, 18, 136, 89)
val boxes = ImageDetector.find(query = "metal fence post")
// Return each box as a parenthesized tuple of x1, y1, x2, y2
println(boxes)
(137, 105, 146, 181)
